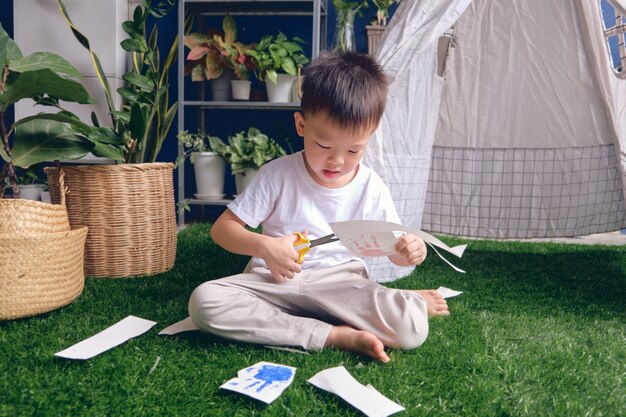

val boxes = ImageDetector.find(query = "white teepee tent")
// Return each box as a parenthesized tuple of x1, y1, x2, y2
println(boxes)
(363, 0, 626, 281)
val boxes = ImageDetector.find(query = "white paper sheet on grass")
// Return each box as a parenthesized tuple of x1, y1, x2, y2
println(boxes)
(436, 286, 463, 298)
(220, 361, 296, 404)
(330, 220, 467, 273)
(55, 315, 157, 360)
(308, 366, 405, 417)
(158, 317, 199, 335)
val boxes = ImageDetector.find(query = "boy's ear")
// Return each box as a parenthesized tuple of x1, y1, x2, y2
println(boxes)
(294, 112, 305, 137)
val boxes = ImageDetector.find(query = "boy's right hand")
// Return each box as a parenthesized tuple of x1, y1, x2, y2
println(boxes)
(260, 233, 303, 283)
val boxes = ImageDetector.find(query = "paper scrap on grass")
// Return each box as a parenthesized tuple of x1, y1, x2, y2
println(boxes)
(158, 317, 200, 335)
(436, 286, 463, 299)
(330, 220, 467, 273)
(55, 315, 156, 360)
(308, 366, 405, 417)
(220, 361, 296, 404)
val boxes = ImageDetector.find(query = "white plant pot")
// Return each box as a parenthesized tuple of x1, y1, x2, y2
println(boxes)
(231, 80, 251, 100)
(266, 74, 296, 103)
(192, 152, 226, 199)
(234, 169, 258, 195)
(19, 184, 46, 201)
(211, 69, 234, 101)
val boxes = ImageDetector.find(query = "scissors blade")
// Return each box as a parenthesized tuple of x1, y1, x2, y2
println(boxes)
(309, 233, 340, 248)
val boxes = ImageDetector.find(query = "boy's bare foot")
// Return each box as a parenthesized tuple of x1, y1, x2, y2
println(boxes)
(411, 290, 450, 316)
(325, 325, 390, 363)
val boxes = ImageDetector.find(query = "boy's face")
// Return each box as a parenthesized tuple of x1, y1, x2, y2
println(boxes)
(294, 111, 375, 189)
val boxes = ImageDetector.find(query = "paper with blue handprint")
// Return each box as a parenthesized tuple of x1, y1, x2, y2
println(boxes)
(220, 361, 296, 404)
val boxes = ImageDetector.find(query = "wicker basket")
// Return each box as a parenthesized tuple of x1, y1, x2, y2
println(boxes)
(0, 174, 88, 320)
(45, 163, 177, 278)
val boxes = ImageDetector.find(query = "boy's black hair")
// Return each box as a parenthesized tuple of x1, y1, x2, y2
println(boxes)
(300, 51, 388, 132)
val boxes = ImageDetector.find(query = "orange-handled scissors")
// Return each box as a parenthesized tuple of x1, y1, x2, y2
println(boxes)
(293, 232, 340, 264)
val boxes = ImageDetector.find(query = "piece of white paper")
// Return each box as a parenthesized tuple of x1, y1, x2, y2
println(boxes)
(330, 220, 467, 273)
(436, 286, 463, 299)
(158, 317, 200, 335)
(220, 361, 296, 404)
(307, 366, 405, 417)
(55, 315, 157, 360)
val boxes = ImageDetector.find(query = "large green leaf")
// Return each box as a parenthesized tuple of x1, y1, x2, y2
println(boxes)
(129, 102, 147, 141)
(90, 141, 125, 161)
(11, 112, 91, 135)
(12, 119, 94, 168)
(123, 72, 154, 92)
(0, 69, 90, 112)
(86, 127, 125, 145)
(0, 22, 23, 70)
(10, 52, 82, 79)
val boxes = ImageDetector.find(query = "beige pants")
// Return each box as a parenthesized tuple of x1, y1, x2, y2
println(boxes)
(188, 261, 429, 352)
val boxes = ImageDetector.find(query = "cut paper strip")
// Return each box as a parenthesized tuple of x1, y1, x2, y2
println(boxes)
(330, 220, 467, 272)
(436, 286, 463, 299)
(307, 366, 405, 417)
(55, 315, 157, 360)
(220, 361, 296, 404)
(158, 317, 200, 335)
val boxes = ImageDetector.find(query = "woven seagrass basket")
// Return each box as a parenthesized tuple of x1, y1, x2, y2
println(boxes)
(45, 163, 177, 278)
(0, 173, 88, 320)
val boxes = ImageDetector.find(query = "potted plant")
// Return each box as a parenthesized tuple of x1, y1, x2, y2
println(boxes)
(210, 127, 287, 194)
(246, 32, 309, 103)
(184, 13, 255, 101)
(366, 0, 400, 55)
(331, 0, 369, 52)
(2, 166, 48, 201)
(43, 0, 181, 278)
(177, 130, 227, 199)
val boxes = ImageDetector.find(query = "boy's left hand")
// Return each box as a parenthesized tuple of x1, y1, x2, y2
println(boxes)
(391, 234, 427, 266)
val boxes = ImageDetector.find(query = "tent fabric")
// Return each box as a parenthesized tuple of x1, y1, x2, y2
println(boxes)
(363, 0, 471, 282)
(363, 0, 626, 281)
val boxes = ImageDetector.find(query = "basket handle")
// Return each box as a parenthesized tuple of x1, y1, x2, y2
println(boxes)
(58, 169, 69, 206)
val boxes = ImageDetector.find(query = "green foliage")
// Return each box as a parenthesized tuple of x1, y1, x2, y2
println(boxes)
(0, 22, 95, 196)
(184, 14, 255, 81)
(176, 129, 224, 166)
(56, 0, 181, 163)
(370, 0, 399, 26)
(246, 32, 309, 84)
(210, 127, 286, 174)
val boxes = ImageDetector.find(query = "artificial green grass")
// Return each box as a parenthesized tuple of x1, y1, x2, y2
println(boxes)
(1, 223, 625, 416)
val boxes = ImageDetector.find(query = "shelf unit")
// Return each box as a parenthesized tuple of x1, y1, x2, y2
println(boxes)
(177, 0, 327, 226)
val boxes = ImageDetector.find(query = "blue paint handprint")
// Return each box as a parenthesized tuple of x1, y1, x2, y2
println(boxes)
(244, 364, 294, 392)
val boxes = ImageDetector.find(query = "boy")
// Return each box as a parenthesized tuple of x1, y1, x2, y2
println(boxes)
(189, 51, 448, 363)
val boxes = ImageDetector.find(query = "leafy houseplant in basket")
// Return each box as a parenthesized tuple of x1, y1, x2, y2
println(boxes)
(184, 13, 255, 101)
(43, 0, 182, 278)
(0, 23, 90, 320)
(210, 127, 287, 195)
(246, 32, 309, 103)
(177, 130, 227, 200)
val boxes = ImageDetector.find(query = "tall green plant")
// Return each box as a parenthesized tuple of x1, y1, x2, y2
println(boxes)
(0, 23, 98, 197)
(56, 0, 182, 163)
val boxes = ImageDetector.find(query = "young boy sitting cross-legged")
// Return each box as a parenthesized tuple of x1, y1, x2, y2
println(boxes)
(188, 51, 448, 363)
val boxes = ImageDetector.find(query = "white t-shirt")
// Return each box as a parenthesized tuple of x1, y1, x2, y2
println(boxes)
(228, 151, 400, 270)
